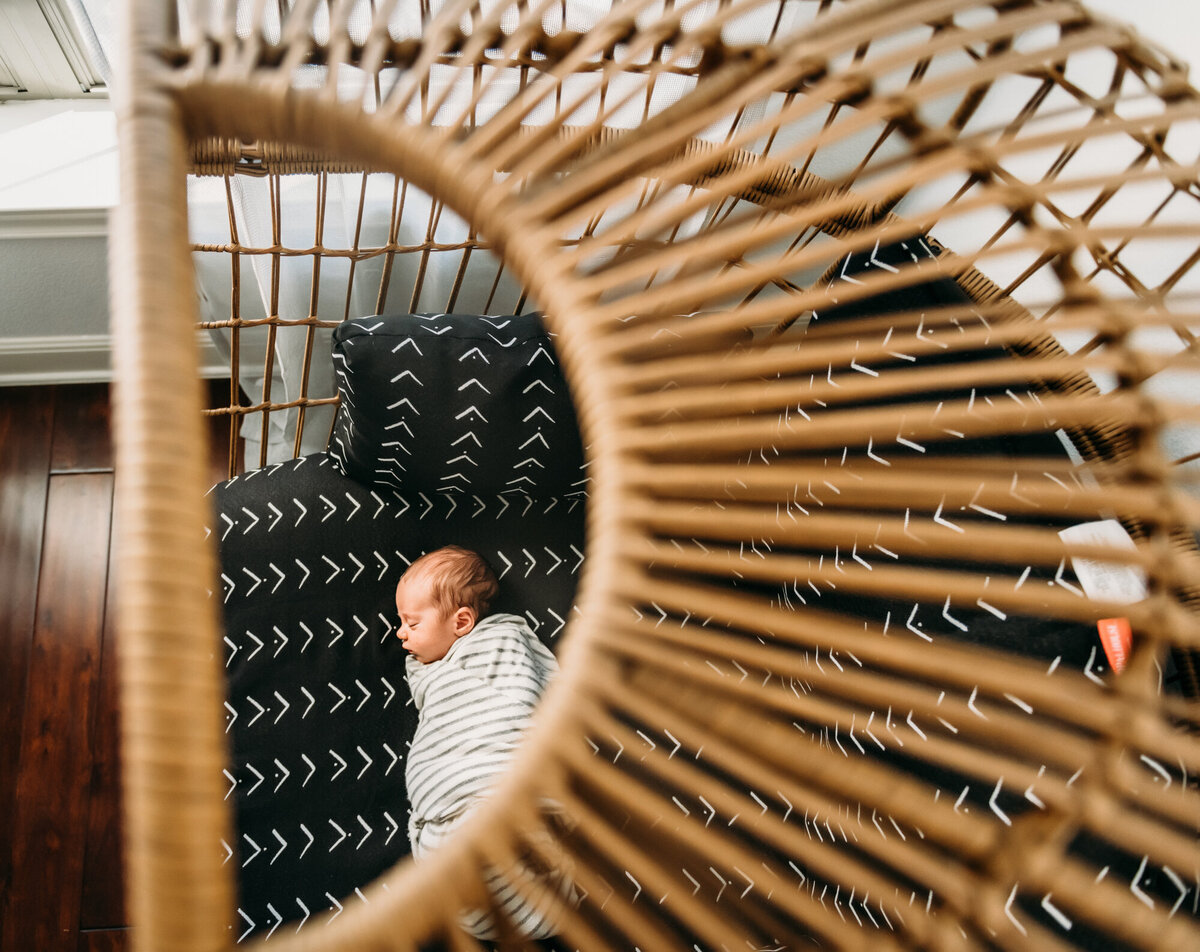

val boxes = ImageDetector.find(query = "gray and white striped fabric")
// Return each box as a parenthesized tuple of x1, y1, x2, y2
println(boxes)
(405, 613, 561, 937)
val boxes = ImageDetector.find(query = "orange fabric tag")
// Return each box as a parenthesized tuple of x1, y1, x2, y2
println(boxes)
(1097, 618, 1132, 673)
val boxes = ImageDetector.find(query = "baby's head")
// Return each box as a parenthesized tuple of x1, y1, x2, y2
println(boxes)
(395, 545, 499, 664)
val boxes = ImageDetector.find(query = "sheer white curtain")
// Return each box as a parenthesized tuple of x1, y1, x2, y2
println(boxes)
(187, 167, 530, 465)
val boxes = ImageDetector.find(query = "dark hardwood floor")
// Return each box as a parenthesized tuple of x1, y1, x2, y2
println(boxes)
(1, 382, 233, 952)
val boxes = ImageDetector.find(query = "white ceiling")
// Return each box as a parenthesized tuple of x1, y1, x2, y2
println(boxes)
(1086, 1, 1200, 72)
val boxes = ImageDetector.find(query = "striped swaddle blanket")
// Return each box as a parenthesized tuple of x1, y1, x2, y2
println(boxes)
(405, 613, 563, 937)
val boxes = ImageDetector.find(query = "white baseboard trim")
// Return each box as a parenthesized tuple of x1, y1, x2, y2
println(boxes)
(0, 207, 110, 240)
(0, 333, 228, 387)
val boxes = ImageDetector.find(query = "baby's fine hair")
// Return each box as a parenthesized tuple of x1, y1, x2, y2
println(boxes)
(402, 545, 499, 619)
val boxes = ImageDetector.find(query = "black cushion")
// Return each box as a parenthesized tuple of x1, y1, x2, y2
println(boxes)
(329, 313, 588, 499)
(213, 454, 586, 938)
(213, 455, 419, 938)
(808, 236, 1102, 666)
(217, 313, 590, 940)
(777, 240, 1182, 947)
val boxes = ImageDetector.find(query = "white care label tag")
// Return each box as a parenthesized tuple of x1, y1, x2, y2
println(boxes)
(1058, 519, 1147, 604)
(1058, 520, 1146, 674)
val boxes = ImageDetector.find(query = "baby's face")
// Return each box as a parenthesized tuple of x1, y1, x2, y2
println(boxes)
(395, 575, 462, 664)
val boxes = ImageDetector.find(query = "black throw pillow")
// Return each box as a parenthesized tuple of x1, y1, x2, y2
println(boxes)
(329, 313, 587, 499)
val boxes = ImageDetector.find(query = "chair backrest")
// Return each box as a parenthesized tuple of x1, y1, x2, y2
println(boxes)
(112, 2, 1200, 950)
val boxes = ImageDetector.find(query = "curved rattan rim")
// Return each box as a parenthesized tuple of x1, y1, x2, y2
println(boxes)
(115, 67, 647, 948)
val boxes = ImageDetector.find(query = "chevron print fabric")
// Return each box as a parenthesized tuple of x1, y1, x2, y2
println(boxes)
(329, 313, 587, 499)
(210, 290, 1193, 945)
(210, 311, 589, 942)
(621, 240, 1195, 944)
(799, 239, 1106, 663)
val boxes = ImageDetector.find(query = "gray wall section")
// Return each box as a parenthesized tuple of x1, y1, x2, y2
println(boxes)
(0, 235, 108, 336)
(0, 233, 225, 385)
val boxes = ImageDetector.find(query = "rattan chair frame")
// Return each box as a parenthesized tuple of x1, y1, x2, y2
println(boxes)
(110, 1, 1200, 950)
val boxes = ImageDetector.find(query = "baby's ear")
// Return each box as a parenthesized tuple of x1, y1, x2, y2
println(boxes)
(453, 607, 476, 637)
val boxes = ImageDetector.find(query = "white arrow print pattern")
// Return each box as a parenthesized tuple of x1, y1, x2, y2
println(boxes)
(214, 318, 597, 943)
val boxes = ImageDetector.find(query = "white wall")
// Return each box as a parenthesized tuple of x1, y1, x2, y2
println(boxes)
(0, 100, 226, 384)
(0, 101, 115, 383)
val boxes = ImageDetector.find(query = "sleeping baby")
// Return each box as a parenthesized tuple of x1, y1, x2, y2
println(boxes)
(395, 544, 565, 938)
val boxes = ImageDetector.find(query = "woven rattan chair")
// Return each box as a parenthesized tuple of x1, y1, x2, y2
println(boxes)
(110, 0, 1200, 948)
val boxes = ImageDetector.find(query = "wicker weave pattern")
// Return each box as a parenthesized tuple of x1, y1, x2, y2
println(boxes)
(111, 1, 1200, 949)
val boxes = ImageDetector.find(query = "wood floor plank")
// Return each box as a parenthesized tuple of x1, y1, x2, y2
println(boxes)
(78, 495, 126, 930)
(2, 472, 114, 952)
(0, 385, 55, 906)
(78, 928, 130, 952)
(51, 383, 113, 473)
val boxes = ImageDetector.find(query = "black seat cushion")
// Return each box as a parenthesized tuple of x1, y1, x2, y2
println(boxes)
(214, 311, 590, 941)
(213, 453, 585, 939)
(213, 455, 419, 938)
(806, 236, 1104, 667)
